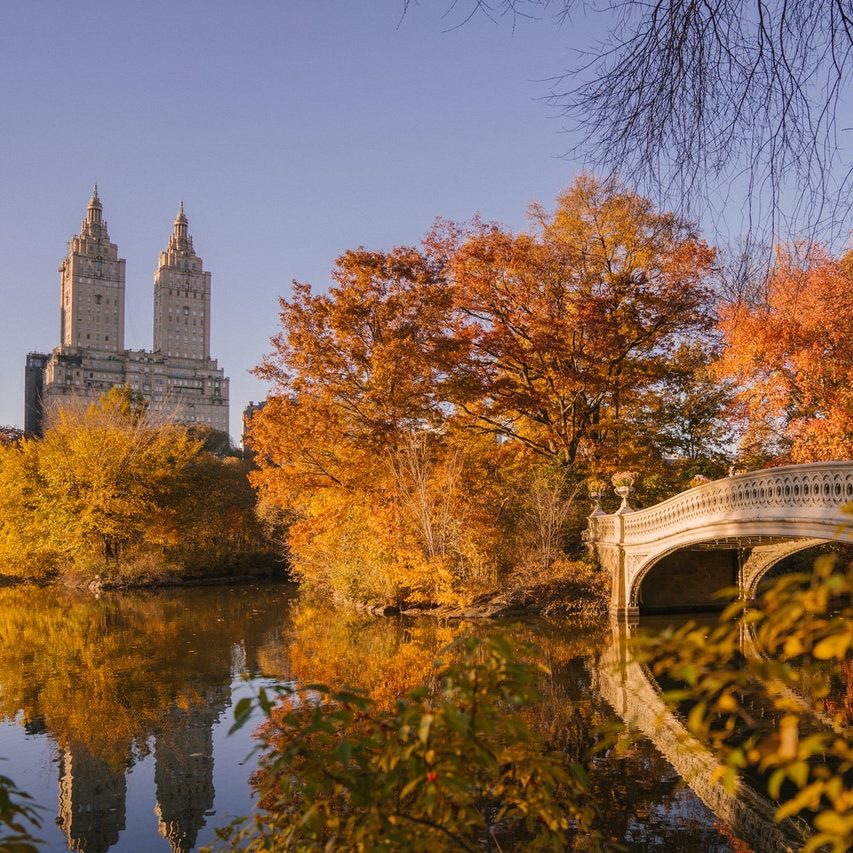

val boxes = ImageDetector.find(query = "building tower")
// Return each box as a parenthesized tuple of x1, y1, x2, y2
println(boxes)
(153, 683, 230, 852)
(153, 203, 212, 360)
(59, 186, 126, 352)
(33, 189, 230, 436)
(57, 741, 127, 853)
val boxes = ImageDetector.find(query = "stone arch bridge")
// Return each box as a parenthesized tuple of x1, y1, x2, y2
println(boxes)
(586, 462, 853, 617)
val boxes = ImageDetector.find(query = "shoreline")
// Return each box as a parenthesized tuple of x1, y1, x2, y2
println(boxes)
(0, 567, 289, 592)
(0, 567, 607, 619)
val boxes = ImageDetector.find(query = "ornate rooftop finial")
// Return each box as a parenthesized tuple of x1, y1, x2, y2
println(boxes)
(84, 184, 104, 228)
(88, 184, 102, 210)
(171, 200, 189, 246)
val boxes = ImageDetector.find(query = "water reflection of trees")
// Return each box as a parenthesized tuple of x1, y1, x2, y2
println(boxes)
(0, 585, 295, 763)
(0, 586, 746, 850)
(282, 602, 463, 709)
(0, 583, 297, 852)
(257, 611, 737, 849)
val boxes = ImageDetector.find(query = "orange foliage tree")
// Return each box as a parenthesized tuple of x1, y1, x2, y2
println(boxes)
(447, 175, 716, 473)
(250, 248, 506, 605)
(717, 247, 853, 463)
(250, 177, 720, 606)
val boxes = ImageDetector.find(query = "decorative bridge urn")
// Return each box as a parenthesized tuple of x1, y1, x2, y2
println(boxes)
(588, 478, 607, 516)
(611, 471, 637, 514)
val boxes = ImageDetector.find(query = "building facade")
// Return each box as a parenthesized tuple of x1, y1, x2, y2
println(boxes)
(31, 189, 229, 434)
(24, 351, 49, 435)
(241, 399, 267, 462)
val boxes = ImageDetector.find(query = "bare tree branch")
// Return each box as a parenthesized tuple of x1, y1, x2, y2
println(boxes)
(407, 2, 853, 252)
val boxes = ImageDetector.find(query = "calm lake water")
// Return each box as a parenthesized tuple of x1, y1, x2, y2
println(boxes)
(0, 581, 751, 851)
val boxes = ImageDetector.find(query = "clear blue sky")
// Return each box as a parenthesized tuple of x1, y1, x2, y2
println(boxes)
(1, 0, 603, 439)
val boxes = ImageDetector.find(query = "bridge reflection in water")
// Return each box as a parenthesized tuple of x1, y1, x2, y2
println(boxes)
(596, 620, 809, 853)
(588, 463, 853, 850)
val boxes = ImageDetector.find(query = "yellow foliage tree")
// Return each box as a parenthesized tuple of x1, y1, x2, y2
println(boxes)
(0, 388, 271, 581)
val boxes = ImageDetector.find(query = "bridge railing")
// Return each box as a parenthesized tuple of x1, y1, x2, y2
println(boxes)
(587, 513, 618, 542)
(589, 461, 853, 546)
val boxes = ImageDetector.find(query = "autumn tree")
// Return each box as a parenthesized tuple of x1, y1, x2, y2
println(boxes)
(448, 175, 716, 474)
(250, 248, 507, 605)
(40, 388, 200, 564)
(251, 178, 721, 605)
(0, 388, 273, 581)
(0, 388, 193, 576)
(625, 342, 734, 501)
(163, 454, 270, 574)
(256, 247, 462, 445)
(251, 247, 462, 514)
(717, 247, 853, 463)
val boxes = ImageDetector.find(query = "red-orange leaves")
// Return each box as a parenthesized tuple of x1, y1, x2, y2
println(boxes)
(718, 248, 853, 463)
(249, 177, 720, 606)
(256, 248, 462, 447)
(448, 175, 715, 468)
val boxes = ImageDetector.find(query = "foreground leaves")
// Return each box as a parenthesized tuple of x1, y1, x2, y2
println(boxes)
(636, 548, 853, 852)
(0, 772, 41, 853)
(214, 636, 606, 851)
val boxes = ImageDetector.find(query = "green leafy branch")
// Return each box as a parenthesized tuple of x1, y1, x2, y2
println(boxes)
(634, 539, 853, 852)
(213, 635, 608, 851)
(0, 771, 42, 853)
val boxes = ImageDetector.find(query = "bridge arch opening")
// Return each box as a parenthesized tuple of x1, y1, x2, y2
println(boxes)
(632, 538, 853, 613)
(634, 546, 739, 613)
(754, 541, 853, 598)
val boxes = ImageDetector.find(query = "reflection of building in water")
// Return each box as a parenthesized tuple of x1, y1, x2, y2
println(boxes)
(57, 743, 127, 853)
(154, 683, 231, 852)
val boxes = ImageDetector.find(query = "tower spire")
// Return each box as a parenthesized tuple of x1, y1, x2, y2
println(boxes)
(85, 184, 103, 226)
(172, 200, 189, 242)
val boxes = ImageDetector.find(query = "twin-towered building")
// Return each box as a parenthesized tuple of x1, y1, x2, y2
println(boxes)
(26, 188, 229, 435)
